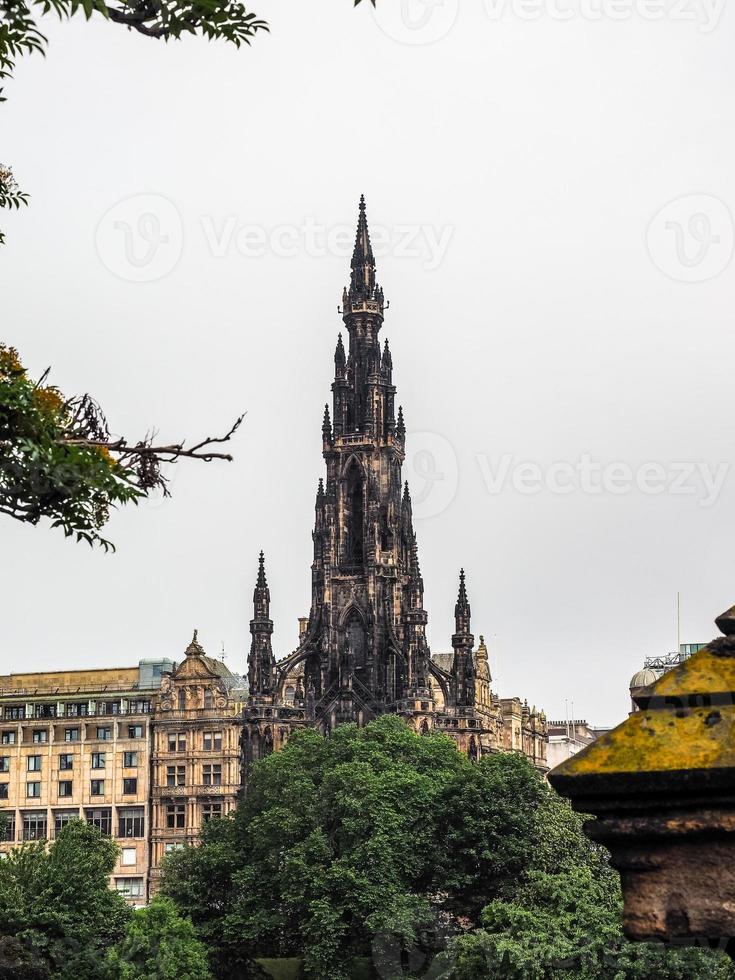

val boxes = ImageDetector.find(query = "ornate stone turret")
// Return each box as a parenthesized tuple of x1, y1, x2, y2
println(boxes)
(248, 552, 276, 697)
(242, 198, 547, 771)
(451, 570, 476, 708)
(475, 634, 492, 707)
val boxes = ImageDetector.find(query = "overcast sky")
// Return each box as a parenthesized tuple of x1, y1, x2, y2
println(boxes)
(2, 0, 735, 726)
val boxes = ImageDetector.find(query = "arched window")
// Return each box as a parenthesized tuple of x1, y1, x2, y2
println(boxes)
(178, 689, 186, 711)
(345, 612, 366, 669)
(345, 462, 364, 564)
(285, 685, 295, 704)
(204, 688, 214, 709)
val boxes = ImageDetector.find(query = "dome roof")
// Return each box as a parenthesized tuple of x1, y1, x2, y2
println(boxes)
(630, 667, 658, 690)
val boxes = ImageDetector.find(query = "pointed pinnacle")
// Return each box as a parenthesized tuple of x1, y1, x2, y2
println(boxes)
(458, 568, 468, 606)
(403, 480, 411, 501)
(359, 193, 366, 212)
(256, 551, 267, 589)
(322, 403, 332, 435)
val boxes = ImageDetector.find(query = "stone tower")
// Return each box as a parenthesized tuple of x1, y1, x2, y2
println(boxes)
(243, 197, 548, 771)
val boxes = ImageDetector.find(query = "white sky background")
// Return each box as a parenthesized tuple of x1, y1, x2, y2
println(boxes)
(2, 0, 735, 727)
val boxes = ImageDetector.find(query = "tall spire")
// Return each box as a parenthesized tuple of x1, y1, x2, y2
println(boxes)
(456, 568, 469, 618)
(256, 550, 267, 590)
(249, 551, 276, 697)
(342, 195, 384, 318)
(350, 194, 375, 297)
(451, 568, 475, 707)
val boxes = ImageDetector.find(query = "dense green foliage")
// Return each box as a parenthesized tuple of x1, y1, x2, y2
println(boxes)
(105, 897, 213, 980)
(0, 819, 130, 979)
(162, 716, 735, 980)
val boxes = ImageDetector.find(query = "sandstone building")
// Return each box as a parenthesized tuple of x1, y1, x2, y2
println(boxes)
(0, 660, 172, 904)
(243, 197, 547, 772)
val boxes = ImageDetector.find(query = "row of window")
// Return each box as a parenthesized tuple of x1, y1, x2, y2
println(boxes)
(0, 751, 139, 776)
(0, 807, 145, 841)
(3, 701, 151, 721)
(164, 731, 223, 752)
(165, 802, 222, 828)
(165, 763, 223, 786)
(0, 803, 222, 841)
(0, 777, 139, 800)
(0, 725, 145, 745)
(0, 750, 140, 772)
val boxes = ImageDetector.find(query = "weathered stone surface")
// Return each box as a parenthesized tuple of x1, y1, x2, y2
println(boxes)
(549, 603, 735, 952)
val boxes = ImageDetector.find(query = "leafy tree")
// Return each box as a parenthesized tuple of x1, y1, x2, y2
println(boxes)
(0, 344, 242, 548)
(105, 897, 212, 980)
(0, 819, 130, 980)
(162, 716, 735, 980)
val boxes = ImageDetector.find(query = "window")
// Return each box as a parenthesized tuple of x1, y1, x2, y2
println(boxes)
(26, 782, 41, 798)
(119, 807, 144, 838)
(166, 765, 186, 787)
(1, 731, 16, 745)
(91, 752, 105, 769)
(32, 729, 48, 743)
(0, 784, 7, 800)
(123, 751, 138, 768)
(0, 757, 9, 773)
(58, 780, 73, 797)
(22, 812, 47, 840)
(66, 702, 88, 717)
(131, 700, 150, 714)
(202, 764, 222, 787)
(54, 810, 77, 835)
(85, 808, 111, 835)
(1, 813, 15, 841)
(90, 779, 104, 796)
(121, 847, 136, 866)
(202, 802, 222, 823)
(167, 733, 186, 752)
(165, 842, 184, 854)
(166, 804, 185, 829)
(122, 777, 137, 795)
(4, 706, 24, 720)
(127, 725, 144, 739)
(58, 753, 73, 771)
(96, 726, 111, 741)
(34, 704, 56, 719)
(203, 731, 223, 751)
(114, 877, 143, 899)
(27, 755, 42, 772)
(64, 728, 79, 742)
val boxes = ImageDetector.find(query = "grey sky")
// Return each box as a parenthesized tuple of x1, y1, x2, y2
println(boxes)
(2, 0, 735, 727)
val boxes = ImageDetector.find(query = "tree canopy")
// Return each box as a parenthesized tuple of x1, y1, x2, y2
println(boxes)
(0, 344, 241, 548)
(161, 716, 735, 980)
(0, 818, 130, 980)
(105, 897, 213, 980)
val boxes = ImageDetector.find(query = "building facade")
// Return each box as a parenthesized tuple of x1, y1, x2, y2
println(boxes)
(149, 632, 245, 888)
(0, 660, 173, 905)
(546, 718, 611, 770)
(243, 198, 547, 773)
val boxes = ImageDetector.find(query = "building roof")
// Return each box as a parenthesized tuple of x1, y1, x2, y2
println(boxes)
(0, 666, 145, 697)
